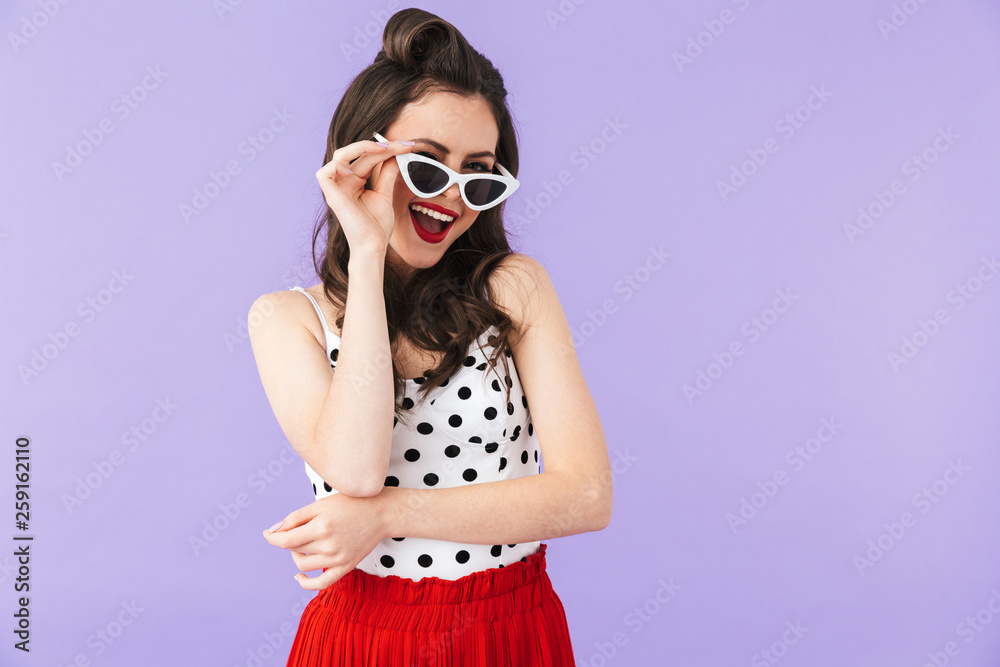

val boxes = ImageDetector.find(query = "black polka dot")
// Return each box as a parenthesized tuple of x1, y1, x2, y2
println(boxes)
(413, 376, 424, 384)
(528, 422, 533, 436)
(505, 348, 512, 358)
(393, 417, 398, 428)
(511, 425, 521, 441)
(469, 436, 482, 444)
(477, 362, 488, 371)
(423, 473, 439, 486)
(330, 348, 339, 362)
(385, 476, 399, 486)
(534, 450, 538, 462)
(522, 395, 528, 409)
(463, 468, 477, 482)
(463, 355, 476, 367)
(491, 545, 502, 557)
(502, 427, 507, 437)
(402, 397, 414, 409)
(430, 399, 435, 405)
(449, 414, 462, 427)
(520, 556, 527, 562)
(445, 445, 461, 458)
(324, 481, 333, 492)
(505, 375, 512, 388)
(499, 564, 505, 568)
(418, 554, 433, 568)
(508, 544, 516, 548)
(404, 449, 420, 462)
(499, 457, 507, 471)
(392, 536, 405, 541)
(484, 407, 497, 420)
(458, 386, 471, 399)
(521, 450, 528, 464)
(380, 555, 394, 568)
(455, 550, 470, 564)
(507, 402, 514, 415)
(311, 483, 317, 495)
(417, 422, 433, 435)
(485, 442, 498, 453)
(492, 379, 501, 392)
(441, 377, 449, 386)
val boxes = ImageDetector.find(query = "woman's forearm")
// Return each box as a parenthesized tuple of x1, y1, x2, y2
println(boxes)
(307, 253, 394, 497)
(378, 470, 612, 545)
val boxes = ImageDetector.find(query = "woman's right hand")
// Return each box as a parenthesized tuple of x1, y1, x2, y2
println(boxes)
(315, 138, 415, 258)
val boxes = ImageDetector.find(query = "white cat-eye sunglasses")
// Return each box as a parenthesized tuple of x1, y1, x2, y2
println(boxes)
(373, 132, 519, 211)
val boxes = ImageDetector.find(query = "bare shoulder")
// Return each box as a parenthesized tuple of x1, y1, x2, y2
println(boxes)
(489, 252, 557, 332)
(248, 286, 333, 349)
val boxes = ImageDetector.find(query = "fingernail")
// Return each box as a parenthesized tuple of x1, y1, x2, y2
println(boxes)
(267, 520, 283, 532)
(375, 141, 390, 147)
(395, 140, 416, 146)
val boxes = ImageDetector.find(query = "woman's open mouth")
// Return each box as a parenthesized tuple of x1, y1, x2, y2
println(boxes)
(409, 203, 456, 243)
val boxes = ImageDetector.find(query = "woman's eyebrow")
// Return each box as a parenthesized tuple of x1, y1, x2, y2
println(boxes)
(413, 138, 495, 160)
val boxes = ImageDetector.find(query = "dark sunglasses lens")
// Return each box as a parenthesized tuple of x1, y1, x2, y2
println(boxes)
(464, 178, 508, 207)
(407, 161, 449, 194)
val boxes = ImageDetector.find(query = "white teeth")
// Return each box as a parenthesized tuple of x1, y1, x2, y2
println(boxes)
(409, 204, 455, 222)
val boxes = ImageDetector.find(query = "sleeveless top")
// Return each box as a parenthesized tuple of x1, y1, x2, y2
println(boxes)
(289, 286, 542, 581)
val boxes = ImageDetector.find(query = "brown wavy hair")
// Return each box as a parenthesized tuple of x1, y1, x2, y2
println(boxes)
(309, 7, 525, 426)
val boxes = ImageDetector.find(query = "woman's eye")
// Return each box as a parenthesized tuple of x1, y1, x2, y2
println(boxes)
(416, 152, 490, 173)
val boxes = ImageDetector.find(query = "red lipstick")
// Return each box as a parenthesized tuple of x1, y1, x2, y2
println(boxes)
(409, 204, 455, 244)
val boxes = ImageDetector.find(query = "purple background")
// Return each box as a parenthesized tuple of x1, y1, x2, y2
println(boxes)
(3, 1, 1000, 665)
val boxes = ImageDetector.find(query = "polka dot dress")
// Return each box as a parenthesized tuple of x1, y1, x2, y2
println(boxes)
(290, 287, 542, 581)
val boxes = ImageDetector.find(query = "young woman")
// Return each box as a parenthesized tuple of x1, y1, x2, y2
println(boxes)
(249, 8, 612, 665)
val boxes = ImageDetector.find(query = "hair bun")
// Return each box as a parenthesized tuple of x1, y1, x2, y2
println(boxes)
(380, 8, 466, 73)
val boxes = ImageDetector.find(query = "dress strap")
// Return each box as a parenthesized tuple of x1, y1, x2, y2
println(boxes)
(289, 286, 331, 336)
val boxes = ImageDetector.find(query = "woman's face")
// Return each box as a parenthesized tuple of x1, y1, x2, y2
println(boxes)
(369, 91, 500, 277)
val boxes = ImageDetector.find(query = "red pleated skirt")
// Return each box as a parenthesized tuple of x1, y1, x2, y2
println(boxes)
(285, 543, 576, 666)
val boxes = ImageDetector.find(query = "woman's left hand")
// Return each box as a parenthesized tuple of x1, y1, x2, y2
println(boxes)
(262, 489, 393, 591)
